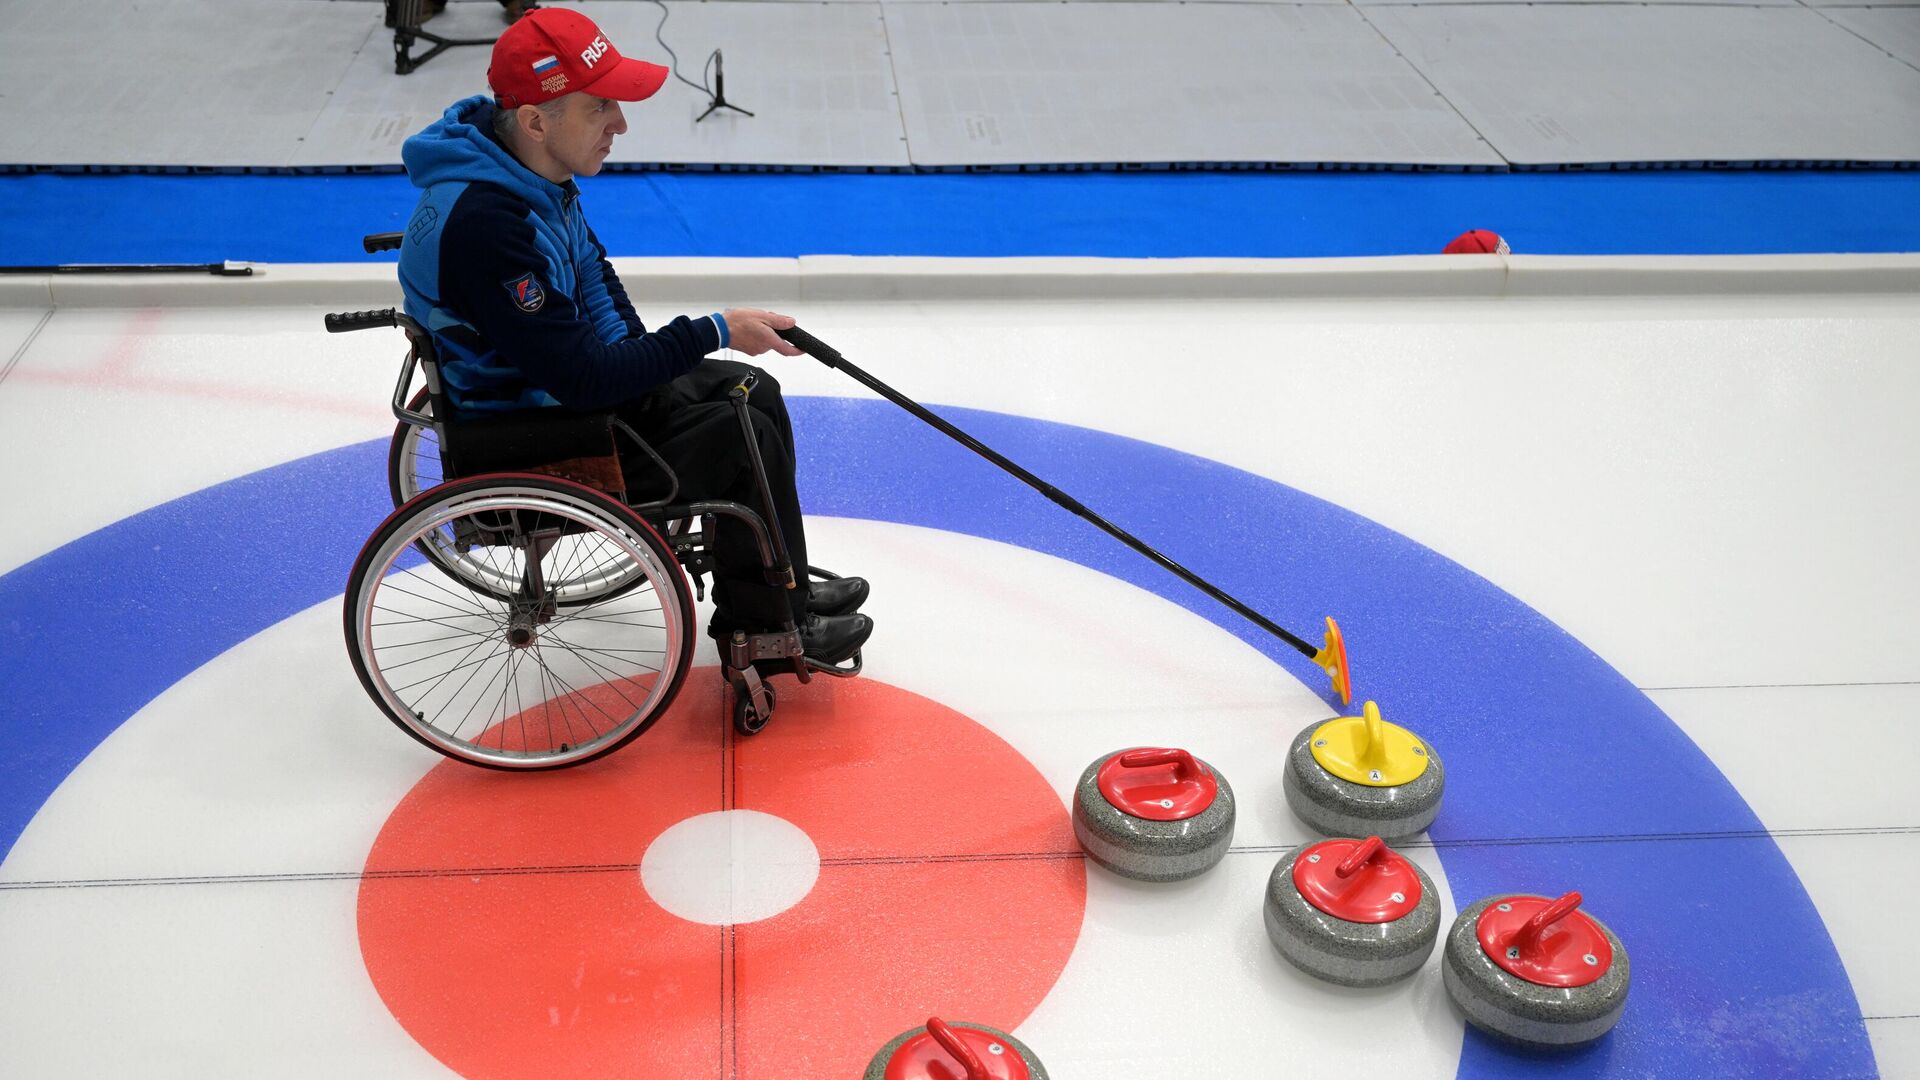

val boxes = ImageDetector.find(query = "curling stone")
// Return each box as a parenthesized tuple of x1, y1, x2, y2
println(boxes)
(1072, 747, 1235, 882)
(1283, 701, 1443, 841)
(1264, 835, 1440, 987)
(865, 1016, 1048, 1080)
(1443, 892, 1630, 1048)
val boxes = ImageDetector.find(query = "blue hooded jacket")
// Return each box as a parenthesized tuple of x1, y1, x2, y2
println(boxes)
(397, 95, 726, 413)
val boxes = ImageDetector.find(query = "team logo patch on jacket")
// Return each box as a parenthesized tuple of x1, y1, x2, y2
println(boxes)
(504, 272, 547, 313)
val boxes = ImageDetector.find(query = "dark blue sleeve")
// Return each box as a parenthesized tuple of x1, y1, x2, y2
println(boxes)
(583, 223, 647, 340)
(438, 189, 719, 410)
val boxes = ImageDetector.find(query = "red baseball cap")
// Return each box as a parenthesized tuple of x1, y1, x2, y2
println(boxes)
(489, 8, 670, 109)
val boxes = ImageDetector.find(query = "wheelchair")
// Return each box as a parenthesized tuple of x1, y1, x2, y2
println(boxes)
(329, 231, 860, 770)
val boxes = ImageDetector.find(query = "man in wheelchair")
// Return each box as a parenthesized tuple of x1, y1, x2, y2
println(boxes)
(395, 7, 872, 667)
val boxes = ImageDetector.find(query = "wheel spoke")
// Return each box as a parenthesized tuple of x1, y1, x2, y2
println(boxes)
(529, 645, 624, 736)
(386, 635, 508, 697)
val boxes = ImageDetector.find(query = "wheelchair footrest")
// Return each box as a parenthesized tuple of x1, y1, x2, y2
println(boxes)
(804, 649, 864, 679)
(726, 628, 803, 669)
(721, 632, 862, 685)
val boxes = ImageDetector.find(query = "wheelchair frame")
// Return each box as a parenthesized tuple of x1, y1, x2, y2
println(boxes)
(330, 232, 858, 768)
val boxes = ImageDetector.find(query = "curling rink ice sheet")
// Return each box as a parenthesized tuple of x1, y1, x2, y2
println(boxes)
(1, 285, 1916, 1077)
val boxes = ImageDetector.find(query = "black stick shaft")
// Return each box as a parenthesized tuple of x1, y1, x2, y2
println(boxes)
(778, 326, 1319, 659)
(0, 262, 251, 276)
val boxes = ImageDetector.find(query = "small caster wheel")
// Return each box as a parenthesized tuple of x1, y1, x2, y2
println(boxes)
(733, 682, 775, 737)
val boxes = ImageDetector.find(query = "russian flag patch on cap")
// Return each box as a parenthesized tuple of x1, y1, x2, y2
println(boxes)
(531, 55, 560, 75)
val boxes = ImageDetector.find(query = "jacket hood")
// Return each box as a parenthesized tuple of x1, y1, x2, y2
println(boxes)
(401, 95, 571, 215)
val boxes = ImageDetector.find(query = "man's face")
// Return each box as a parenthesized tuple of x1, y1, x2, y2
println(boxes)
(544, 93, 627, 178)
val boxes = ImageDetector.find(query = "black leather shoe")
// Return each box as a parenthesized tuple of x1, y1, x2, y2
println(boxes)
(800, 612, 872, 665)
(806, 576, 869, 617)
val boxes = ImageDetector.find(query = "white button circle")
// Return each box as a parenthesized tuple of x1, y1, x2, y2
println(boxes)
(641, 810, 821, 925)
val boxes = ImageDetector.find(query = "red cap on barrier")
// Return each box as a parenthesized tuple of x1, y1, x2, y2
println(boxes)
(1442, 229, 1511, 255)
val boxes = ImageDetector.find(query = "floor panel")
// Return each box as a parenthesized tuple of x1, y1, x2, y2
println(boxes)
(1821, 6, 1920, 70)
(0, 0, 372, 168)
(1364, 5, 1920, 164)
(886, 2, 1501, 167)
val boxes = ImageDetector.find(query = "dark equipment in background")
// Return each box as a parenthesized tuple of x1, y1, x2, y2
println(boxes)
(383, 0, 537, 76)
(380, 0, 752, 126)
(695, 51, 753, 123)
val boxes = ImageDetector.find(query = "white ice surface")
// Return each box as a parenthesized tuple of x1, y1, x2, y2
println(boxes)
(2, 284, 1916, 1074)
(0, 519, 1460, 1077)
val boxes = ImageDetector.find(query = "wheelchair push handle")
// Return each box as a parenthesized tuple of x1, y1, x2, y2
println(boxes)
(326, 308, 399, 334)
(362, 232, 404, 253)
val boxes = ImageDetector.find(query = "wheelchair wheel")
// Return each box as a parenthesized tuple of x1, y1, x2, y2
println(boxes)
(387, 390, 651, 607)
(345, 474, 694, 769)
(386, 388, 442, 507)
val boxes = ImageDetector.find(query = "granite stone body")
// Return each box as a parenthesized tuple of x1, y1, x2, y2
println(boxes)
(1263, 842, 1441, 987)
(1071, 751, 1236, 882)
(863, 1021, 1048, 1080)
(1283, 721, 1444, 841)
(1442, 896, 1632, 1048)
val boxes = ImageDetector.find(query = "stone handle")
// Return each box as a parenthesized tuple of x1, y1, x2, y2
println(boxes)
(925, 1017, 989, 1080)
(1361, 701, 1386, 761)
(1335, 835, 1386, 879)
(1117, 747, 1202, 780)
(1515, 891, 1584, 953)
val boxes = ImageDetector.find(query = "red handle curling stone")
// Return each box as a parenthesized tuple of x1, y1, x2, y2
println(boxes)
(1291, 836, 1422, 923)
(1096, 747, 1219, 821)
(928, 1018, 989, 1080)
(1117, 747, 1199, 775)
(883, 1017, 1033, 1080)
(1336, 835, 1386, 879)
(1476, 891, 1615, 987)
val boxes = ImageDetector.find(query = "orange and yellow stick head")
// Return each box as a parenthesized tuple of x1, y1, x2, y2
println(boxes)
(1312, 616, 1352, 706)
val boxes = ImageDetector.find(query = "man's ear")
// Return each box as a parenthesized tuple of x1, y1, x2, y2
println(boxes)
(517, 104, 546, 144)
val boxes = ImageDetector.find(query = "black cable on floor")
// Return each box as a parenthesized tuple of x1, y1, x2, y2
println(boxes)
(649, 0, 720, 99)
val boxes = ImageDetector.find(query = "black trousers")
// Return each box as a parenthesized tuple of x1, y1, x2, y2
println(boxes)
(615, 359, 808, 633)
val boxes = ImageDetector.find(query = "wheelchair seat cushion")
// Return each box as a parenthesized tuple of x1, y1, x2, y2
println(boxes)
(442, 408, 627, 496)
